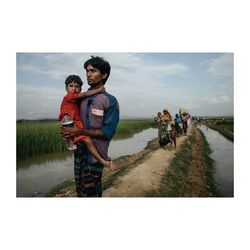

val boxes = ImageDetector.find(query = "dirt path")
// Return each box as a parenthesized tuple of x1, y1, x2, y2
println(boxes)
(103, 125, 193, 197)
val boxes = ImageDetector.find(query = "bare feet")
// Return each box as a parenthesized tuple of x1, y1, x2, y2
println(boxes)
(102, 160, 114, 171)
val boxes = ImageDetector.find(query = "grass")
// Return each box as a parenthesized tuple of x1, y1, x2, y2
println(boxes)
(17, 121, 67, 161)
(200, 131, 217, 195)
(17, 119, 156, 161)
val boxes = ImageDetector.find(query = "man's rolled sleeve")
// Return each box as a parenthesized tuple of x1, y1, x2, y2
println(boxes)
(101, 96, 119, 140)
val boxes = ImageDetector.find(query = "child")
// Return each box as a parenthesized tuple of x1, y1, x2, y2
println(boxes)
(58, 75, 113, 170)
(156, 112, 162, 127)
(170, 124, 177, 149)
(174, 113, 182, 136)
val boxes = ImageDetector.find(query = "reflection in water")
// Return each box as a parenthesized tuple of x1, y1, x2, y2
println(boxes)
(112, 121, 157, 140)
(198, 125, 234, 197)
(109, 128, 157, 158)
(16, 128, 158, 197)
(17, 155, 74, 197)
(17, 151, 72, 169)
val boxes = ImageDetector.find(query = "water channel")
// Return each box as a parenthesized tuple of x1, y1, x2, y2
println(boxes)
(198, 124, 234, 197)
(17, 125, 234, 197)
(16, 128, 158, 197)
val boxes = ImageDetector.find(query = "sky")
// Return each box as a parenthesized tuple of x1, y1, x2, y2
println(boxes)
(16, 53, 233, 120)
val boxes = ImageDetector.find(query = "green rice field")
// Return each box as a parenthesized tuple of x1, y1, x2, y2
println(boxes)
(17, 119, 156, 161)
(17, 121, 66, 161)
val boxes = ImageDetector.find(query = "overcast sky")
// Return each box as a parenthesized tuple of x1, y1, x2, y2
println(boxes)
(16, 53, 233, 120)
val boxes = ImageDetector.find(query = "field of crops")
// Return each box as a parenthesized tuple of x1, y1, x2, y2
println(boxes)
(17, 119, 156, 161)
(17, 121, 66, 161)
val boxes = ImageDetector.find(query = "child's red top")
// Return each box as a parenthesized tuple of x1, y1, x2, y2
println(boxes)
(58, 92, 81, 121)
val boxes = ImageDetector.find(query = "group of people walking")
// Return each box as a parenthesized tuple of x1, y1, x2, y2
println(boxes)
(155, 108, 191, 149)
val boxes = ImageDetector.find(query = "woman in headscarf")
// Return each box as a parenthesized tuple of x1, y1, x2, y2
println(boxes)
(179, 108, 191, 136)
(158, 108, 172, 148)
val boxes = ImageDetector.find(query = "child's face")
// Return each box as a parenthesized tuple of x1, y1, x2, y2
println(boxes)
(66, 81, 81, 93)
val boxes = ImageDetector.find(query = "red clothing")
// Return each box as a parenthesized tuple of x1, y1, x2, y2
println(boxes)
(58, 92, 89, 142)
(58, 92, 81, 121)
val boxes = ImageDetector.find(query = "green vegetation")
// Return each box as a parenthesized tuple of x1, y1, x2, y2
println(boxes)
(200, 131, 217, 195)
(17, 121, 67, 161)
(17, 119, 156, 161)
(17, 150, 72, 169)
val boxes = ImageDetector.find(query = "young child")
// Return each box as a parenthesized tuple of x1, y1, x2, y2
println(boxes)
(174, 113, 182, 136)
(170, 124, 177, 149)
(58, 75, 113, 170)
(156, 112, 162, 128)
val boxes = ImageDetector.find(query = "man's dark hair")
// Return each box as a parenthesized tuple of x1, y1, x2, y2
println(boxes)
(65, 75, 83, 87)
(84, 56, 111, 84)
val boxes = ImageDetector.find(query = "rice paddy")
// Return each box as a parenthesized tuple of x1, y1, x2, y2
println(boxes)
(17, 119, 156, 161)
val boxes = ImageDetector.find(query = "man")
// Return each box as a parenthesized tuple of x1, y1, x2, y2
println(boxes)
(61, 56, 120, 197)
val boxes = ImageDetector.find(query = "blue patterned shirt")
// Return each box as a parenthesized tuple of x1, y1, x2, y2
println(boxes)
(79, 92, 120, 163)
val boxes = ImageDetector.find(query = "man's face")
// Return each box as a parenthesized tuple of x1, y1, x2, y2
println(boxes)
(86, 64, 105, 86)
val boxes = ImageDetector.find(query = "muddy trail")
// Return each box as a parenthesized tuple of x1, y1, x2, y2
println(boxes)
(53, 123, 213, 197)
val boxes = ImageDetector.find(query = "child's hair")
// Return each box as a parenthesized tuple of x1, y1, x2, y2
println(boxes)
(84, 56, 111, 84)
(65, 75, 83, 87)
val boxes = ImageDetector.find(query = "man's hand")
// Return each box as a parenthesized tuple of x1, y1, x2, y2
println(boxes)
(60, 126, 82, 139)
(100, 85, 106, 92)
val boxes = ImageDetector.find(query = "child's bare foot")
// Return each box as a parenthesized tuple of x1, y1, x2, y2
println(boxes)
(109, 161, 114, 171)
(102, 160, 113, 170)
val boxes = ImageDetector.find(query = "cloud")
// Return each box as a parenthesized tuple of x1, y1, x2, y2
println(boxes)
(17, 53, 87, 80)
(16, 83, 64, 119)
(205, 93, 231, 104)
(207, 53, 233, 77)
(16, 53, 234, 119)
(111, 53, 187, 75)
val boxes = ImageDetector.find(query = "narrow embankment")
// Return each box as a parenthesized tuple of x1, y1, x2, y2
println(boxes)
(103, 126, 193, 197)
(146, 125, 217, 197)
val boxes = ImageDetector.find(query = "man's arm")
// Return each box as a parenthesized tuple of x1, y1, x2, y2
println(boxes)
(60, 126, 107, 140)
(78, 85, 105, 99)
